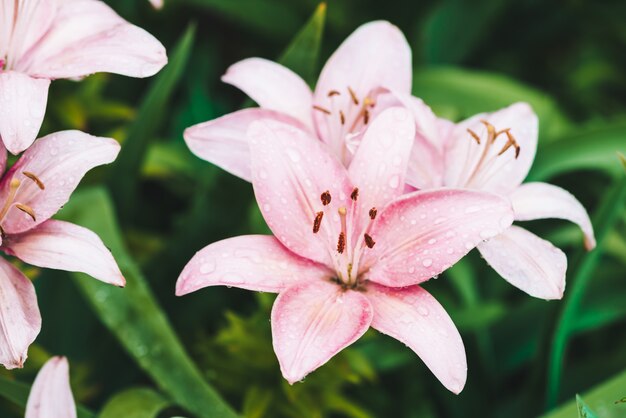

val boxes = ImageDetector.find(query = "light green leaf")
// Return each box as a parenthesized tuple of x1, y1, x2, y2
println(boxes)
(99, 388, 170, 418)
(58, 188, 239, 418)
(412, 67, 570, 139)
(108, 25, 196, 220)
(546, 163, 626, 407)
(0, 375, 94, 418)
(529, 121, 626, 181)
(278, 2, 326, 85)
(542, 371, 626, 418)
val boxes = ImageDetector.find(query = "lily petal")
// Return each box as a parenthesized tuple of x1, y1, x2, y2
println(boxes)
(366, 282, 467, 394)
(313, 21, 412, 149)
(4, 220, 125, 286)
(0, 72, 50, 154)
(176, 235, 332, 295)
(272, 280, 372, 384)
(0, 131, 120, 235)
(510, 182, 596, 250)
(444, 102, 538, 194)
(0, 0, 56, 64)
(184, 109, 308, 182)
(248, 118, 352, 267)
(478, 226, 567, 300)
(222, 58, 314, 129)
(349, 107, 415, 237)
(0, 257, 41, 370)
(362, 189, 514, 287)
(19, 0, 167, 79)
(25, 356, 77, 418)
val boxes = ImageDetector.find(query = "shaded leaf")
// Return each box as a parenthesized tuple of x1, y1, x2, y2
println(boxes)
(99, 387, 170, 418)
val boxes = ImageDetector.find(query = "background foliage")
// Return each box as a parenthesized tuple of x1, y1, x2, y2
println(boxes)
(1, 0, 626, 417)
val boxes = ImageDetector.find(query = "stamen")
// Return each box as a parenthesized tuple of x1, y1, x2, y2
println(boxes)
(350, 187, 359, 201)
(313, 211, 323, 233)
(313, 105, 331, 115)
(497, 130, 521, 159)
(369, 207, 377, 220)
(347, 87, 359, 105)
(480, 120, 496, 142)
(363, 97, 375, 108)
(364, 233, 376, 249)
(339, 110, 346, 125)
(337, 232, 346, 254)
(467, 128, 481, 144)
(327, 90, 340, 97)
(363, 109, 370, 125)
(15, 204, 36, 221)
(321, 191, 332, 206)
(22, 171, 45, 190)
(0, 178, 21, 221)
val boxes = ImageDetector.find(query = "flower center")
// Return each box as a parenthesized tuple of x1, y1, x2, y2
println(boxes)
(312, 87, 377, 163)
(0, 171, 45, 235)
(311, 187, 378, 289)
(461, 120, 520, 188)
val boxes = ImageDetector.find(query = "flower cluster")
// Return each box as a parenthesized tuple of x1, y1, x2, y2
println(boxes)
(0, 0, 167, 401)
(178, 21, 595, 392)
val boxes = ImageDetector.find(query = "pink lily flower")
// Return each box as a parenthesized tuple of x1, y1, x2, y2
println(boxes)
(177, 108, 515, 393)
(0, 130, 124, 369)
(0, 0, 167, 154)
(184, 20, 412, 180)
(25, 356, 76, 418)
(404, 101, 595, 299)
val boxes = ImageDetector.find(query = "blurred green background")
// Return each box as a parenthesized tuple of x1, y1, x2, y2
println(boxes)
(1, 0, 626, 417)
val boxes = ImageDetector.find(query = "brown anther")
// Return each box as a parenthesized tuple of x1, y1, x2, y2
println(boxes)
(467, 128, 481, 144)
(497, 130, 521, 159)
(15, 204, 36, 221)
(321, 191, 332, 206)
(313, 211, 324, 233)
(350, 187, 359, 201)
(339, 110, 346, 125)
(313, 105, 331, 115)
(327, 90, 341, 97)
(337, 232, 346, 254)
(347, 87, 359, 105)
(363, 109, 370, 125)
(369, 207, 377, 220)
(22, 171, 45, 190)
(480, 120, 496, 141)
(364, 233, 376, 249)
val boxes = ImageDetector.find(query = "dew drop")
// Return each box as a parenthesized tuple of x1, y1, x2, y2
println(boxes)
(422, 259, 433, 267)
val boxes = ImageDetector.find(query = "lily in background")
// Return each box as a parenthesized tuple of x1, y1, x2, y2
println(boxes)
(177, 108, 515, 393)
(184, 20, 412, 179)
(405, 102, 595, 299)
(0, 131, 124, 369)
(0, 0, 167, 154)
(25, 356, 76, 418)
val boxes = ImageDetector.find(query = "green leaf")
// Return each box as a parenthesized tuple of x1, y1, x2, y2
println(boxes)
(546, 163, 626, 408)
(412, 67, 570, 139)
(58, 188, 239, 418)
(99, 388, 170, 418)
(529, 121, 626, 181)
(278, 2, 326, 85)
(108, 25, 196, 220)
(180, 0, 300, 40)
(542, 370, 626, 418)
(0, 375, 94, 418)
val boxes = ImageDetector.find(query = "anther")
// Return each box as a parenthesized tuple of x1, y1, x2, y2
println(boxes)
(23, 171, 45, 190)
(364, 233, 376, 249)
(313, 105, 331, 115)
(339, 110, 346, 125)
(363, 109, 370, 125)
(350, 187, 359, 201)
(347, 87, 359, 105)
(327, 90, 341, 97)
(467, 128, 481, 144)
(15, 204, 36, 221)
(321, 191, 331, 206)
(313, 211, 324, 233)
(369, 207, 377, 220)
(337, 232, 346, 254)
(480, 120, 496, 141)
(498, 130, 521, 159)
